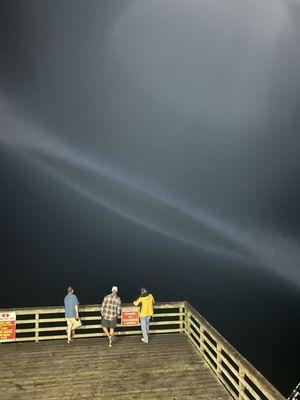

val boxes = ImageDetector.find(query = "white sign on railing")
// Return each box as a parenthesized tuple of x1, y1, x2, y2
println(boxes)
(121, 307, 140, 326)
(0, 312, 16, 342)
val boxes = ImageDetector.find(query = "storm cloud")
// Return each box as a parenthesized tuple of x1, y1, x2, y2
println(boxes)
(1, 0, 300, 285)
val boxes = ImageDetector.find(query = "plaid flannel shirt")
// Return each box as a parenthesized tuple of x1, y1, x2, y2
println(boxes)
(101, 293, 121, 321)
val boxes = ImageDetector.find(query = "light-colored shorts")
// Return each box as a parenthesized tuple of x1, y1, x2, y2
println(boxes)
(66, 317, 82, 330)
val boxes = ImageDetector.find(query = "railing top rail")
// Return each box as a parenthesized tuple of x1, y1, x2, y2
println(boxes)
(185, 301, 285, 400)
(0, 301, 185, 314)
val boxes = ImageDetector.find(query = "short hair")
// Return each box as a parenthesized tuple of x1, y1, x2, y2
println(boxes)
(141, 287, 148, 295)
(67, 286, 74, 293)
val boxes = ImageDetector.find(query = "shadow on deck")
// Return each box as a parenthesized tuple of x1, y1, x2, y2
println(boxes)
(0, 334, 231, 400)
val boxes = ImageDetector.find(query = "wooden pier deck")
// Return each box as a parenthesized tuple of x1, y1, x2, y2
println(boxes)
(0, 334, 231, 400)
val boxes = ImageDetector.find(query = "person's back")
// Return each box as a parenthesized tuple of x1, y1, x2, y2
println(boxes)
(64, 291, 79, 318)
(133, 293, 155, 317)
(64, 286, 81, 343)
(101, 286, 121, 347)
(133, 288, 155, 343)
(101, 292, 121, 320)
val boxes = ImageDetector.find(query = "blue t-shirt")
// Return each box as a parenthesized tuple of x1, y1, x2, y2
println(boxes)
(64, 293, 79, 318)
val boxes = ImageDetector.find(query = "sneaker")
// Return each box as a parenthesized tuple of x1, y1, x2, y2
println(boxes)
(141, 338, 148, 343)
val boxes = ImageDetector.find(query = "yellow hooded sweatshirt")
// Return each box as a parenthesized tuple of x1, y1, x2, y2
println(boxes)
(133, 294, 155, 317)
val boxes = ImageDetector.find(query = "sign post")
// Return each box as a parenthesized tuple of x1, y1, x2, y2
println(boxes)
(0, 312, 16, 342)
(121, 307, 140, 327)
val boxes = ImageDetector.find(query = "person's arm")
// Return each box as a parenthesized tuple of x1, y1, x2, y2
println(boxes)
(74, 295, 79, 319)
(101, 297, 106, 316)
(117, 298, 121, 316)
(133, 297, 141, 307)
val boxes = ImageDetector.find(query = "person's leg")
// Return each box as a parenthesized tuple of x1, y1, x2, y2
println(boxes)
(66, 318, 73, 343)
(103, 326, 109, 337)
(140, 317, 148, 343)
(109, 318, 117, 338)
(102, 319, 110, 338)
(146, 316, 151, 336)
(108, 318, 117, 346)
(108, 328, 114, 347)
(73, 318, 82, 330)
(70, 318, 82, 340)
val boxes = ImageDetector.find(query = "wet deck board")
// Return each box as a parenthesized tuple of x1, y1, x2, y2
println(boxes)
(0, 334, 232, 400)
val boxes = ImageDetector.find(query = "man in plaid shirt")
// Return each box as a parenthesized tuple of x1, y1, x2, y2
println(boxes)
(101, 286, 121, 347)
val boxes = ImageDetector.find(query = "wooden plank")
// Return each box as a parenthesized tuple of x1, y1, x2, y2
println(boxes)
(14, 328, 182, 342)
(0, 334, 231, 400)
(16, 313, 184, 325)
(16, 320, 181, 334)
(0, 301, 185, 314)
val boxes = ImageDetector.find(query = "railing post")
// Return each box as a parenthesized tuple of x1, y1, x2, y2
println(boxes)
(179, 306, 184, 333)
(216, 341, 222, 378)
(35, 313, 39, 343)
(239, 366, 245, 399)
(185, 308, 190, 336)
(199, 325, 204, 352)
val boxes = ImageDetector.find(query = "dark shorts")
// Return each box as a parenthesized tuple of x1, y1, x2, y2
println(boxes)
(101, 318, 117, 329)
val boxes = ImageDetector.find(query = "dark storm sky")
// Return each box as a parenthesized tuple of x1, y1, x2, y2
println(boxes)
(1, 1, 300, 394)
(1, 0, 299, 290)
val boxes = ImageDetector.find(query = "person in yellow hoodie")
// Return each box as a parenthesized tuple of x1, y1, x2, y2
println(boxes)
(133, 288, 155, 343)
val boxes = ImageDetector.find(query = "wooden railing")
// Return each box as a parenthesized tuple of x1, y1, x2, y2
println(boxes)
(287, 382, 300, 400)
(1, 301, 285, 400)
(10, 301, 184, 342)
(184, 302, 285, 400)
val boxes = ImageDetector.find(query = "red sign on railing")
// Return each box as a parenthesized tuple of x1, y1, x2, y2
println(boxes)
(0, 312, 16, 342)
(121, 307, 140, 326)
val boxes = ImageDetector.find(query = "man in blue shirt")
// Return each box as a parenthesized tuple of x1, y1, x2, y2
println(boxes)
(64, 286, 82, 343)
